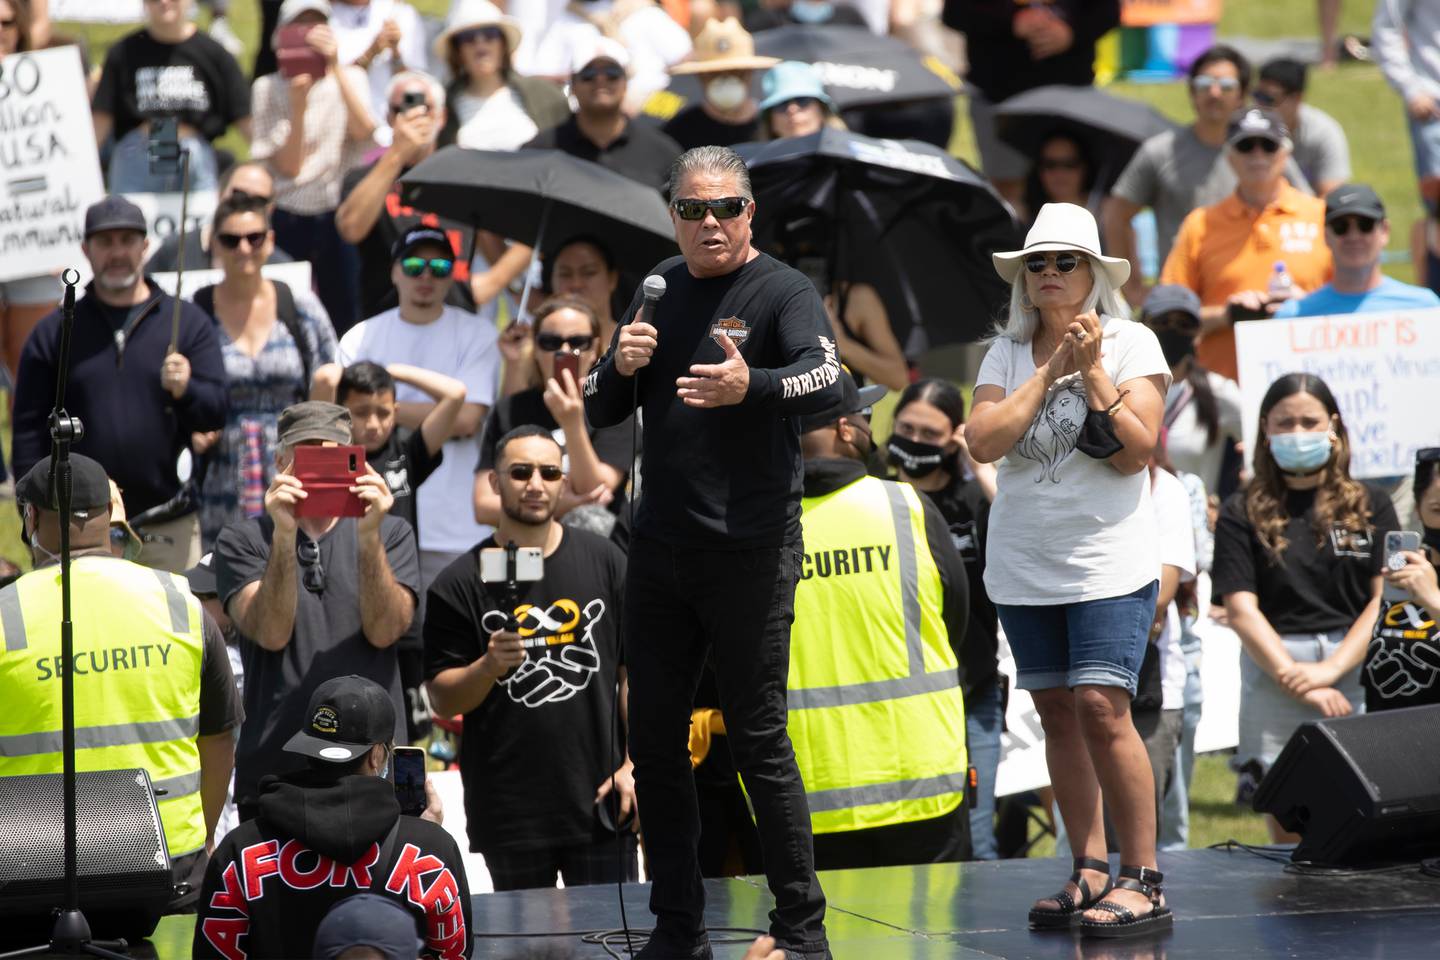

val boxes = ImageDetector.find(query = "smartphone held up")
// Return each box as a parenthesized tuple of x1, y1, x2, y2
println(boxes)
(293, 445, 368, 518)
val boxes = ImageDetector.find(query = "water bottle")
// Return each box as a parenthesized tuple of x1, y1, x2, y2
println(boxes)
(1267, 261, 1294, 301)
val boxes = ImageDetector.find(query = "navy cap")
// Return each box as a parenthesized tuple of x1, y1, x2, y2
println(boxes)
(312, 894, 424, 960)
(798, 367, 887, 434)
(1142, 284, 1202, 322)
(391, 226, 454, 262)
(284, 676, 396, 762)
(1325, 183, 1386, 222)
(84, 195, 147, 239)
(185, 552, 218, 598)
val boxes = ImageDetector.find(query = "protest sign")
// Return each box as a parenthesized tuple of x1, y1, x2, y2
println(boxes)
(0, 47, 105, 283)
(48, 0, 144, 22)
(126, 190, 219, 246)
(1235, 311, 1440, 480)
(1121, 0, 1223, 27)
(149, 261, 314, 301)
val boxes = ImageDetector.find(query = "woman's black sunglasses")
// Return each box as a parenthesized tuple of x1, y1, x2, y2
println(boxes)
(454, 25, 504, 45)
(216, 231, 266, 250)
(672, 197, 749, 221)
(1023, 252, 1083, 274)
(537, 333, 595, 352)
(508, 463, 564, 482)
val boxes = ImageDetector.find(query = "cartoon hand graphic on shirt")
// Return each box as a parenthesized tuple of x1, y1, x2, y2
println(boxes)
(482, 598, 605, 707)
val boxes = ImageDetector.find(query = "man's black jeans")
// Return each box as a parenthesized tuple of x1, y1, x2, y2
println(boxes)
(625, 534, 828, 952)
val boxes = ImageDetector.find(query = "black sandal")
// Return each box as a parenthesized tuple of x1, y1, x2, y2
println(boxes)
(1079, 864, 1173, 938)
(1028, 856, 1113, 930)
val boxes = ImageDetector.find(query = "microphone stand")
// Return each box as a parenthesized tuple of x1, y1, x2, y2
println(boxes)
(0, 272, 130, 959)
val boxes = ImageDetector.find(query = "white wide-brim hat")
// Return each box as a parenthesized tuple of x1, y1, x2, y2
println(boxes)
(992, 202, 1130, 289)
(434, 0, 522, 63)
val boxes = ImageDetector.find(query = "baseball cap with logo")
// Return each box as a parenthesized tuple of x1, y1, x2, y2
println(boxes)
(1324, 183, 1386, 223)
(284, 675, 396, 763)
(1226, 107, 1291, 148)
(391, 226, 455, 262)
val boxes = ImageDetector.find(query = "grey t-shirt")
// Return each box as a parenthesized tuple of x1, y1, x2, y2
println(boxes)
(1112, 126, 1314, 267)
(214, 514, 420, 804)
(1292, 102, 1352, 192)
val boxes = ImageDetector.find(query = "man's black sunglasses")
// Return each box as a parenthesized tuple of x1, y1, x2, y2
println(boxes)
(672, 197, 749, 221)
(297, 538, 325, 594)
(1233, 137, 1280, 154)
(537, 333, 595, 352)
(508, 463, 564, 482)
(576, 64, 625, 83)
(1329, 216, 1377, 236)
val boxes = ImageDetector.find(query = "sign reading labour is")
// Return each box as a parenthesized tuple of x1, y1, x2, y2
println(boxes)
(0, 46, 106, 283)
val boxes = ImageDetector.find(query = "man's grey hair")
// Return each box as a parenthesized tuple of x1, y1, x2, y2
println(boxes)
(989, 256, 1131, 343)
(667, 146, 753, 202)
(385, 70, 447, 113)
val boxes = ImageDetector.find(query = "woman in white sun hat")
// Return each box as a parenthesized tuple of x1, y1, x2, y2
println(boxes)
(965, 202, 1175, 939)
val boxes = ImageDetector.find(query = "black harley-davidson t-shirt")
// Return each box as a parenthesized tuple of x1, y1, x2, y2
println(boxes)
(423, 529, 626, 854)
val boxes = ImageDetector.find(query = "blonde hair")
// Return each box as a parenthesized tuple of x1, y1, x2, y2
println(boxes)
(989, 255, 1130, 343)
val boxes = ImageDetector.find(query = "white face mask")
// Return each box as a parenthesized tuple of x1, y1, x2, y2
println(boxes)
(705, 76, 749, 113)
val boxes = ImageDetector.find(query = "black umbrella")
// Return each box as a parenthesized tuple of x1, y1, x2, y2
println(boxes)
(993, 85, 1180, 193)
(398, 147, 678, 279)
(646, 24, 958, 122)
(739, 129, 1022, 356)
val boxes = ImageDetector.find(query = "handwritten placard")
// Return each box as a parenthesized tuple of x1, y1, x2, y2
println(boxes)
(1235, 310, 1440, 480)
(0, 47, 105, 283)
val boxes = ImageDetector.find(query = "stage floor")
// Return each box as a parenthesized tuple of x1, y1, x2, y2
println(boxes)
(468, 848, 1440, 959)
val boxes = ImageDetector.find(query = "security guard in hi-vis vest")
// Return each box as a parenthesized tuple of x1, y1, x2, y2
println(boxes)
(0, 454, 243, 911)
(792, 370, 973, 869)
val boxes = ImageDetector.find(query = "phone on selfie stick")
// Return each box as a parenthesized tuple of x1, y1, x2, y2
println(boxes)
(479, 542, 544, 631)
(148, 117, 189, 353)
(1384, 531, 1424, 603)
(391, 746, 428, 817)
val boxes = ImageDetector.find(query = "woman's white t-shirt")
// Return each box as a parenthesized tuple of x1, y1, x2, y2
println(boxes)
(976, 315, 1172, 606)
(1164, 369, 1242, 497)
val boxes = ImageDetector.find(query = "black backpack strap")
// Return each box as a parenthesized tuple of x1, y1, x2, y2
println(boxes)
(270, 280, 314, 399)
(369, 819, 403, 894)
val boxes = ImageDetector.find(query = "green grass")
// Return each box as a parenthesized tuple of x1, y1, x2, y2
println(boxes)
(1219, 0, 1376, 40)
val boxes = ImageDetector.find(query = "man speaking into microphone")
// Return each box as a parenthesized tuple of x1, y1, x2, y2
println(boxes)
(585, 145, 841, 959)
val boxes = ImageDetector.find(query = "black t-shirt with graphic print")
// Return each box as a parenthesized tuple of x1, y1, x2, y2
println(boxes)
(1213, 483, 1399, 635)
(371, 426, 443, 535)
(93, 29, 250, 142)
(423, 529, 626, 854)
(1367, 593, 1440, 712)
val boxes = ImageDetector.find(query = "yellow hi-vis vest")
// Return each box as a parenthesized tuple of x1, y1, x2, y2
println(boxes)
(0, 556, 208, 858)
(792, 475, 968, 835)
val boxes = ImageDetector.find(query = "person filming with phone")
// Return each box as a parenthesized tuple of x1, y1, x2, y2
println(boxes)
(194, 675, 471, 959)
(214, 401, 420, 822)
(425, 426, 634, 891)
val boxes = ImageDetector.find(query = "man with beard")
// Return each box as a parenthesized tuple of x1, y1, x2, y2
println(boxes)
(12, 195, 227, 573)
(424, 426, 634, 890)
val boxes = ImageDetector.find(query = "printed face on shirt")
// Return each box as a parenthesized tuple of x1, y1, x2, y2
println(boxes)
(82, 230, 147, 294)
(344, 389, 398, 454)
(492, 434, 565, 526)
(671, 171, 756, 279)
(392, 241, 455, 312)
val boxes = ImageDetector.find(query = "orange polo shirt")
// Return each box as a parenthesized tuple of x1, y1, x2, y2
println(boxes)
(1159, 182, 1333, 380)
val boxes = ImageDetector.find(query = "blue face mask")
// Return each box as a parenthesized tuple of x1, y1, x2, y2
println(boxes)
(790, 0, 835, 23)
(1268, 430, 1334, 474)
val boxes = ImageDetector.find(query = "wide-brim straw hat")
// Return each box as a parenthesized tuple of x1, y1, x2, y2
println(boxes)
(670, 17, 779, 75)
(992, 202, 1130, 288)
(434, 0, 522, 62)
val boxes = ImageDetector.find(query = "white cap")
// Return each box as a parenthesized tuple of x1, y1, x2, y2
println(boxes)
(277, 0, 332, 28)
(571, 37, 632, 76)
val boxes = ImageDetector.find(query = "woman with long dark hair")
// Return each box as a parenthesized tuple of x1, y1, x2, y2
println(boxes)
(1212, 372, 1397, 840)
(886, 378, 1001, 858)
(1022, 132, 1100, 229)
(1368, 449, 1440, 712)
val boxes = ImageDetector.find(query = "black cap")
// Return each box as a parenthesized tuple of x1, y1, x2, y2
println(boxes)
(284, 675, 396, 762)
(391, 226, 454, 262)
(184, 552, 218, 598)
(16, 454, 113, 516)
(1227, 107, 1290, 146)
(1325, 183, 1386, 222)
(1142, 284, 1202, 322)
(84, 195, 147, 239)
(313, 894, 425, 960)
(798, 368, 887, 434)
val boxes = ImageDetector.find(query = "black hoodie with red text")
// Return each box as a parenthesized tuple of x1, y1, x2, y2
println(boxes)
(193, 771, 472, 959)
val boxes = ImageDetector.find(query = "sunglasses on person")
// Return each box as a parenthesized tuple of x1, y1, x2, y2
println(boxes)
(575, 63, 625, 83)
(1038, 157, 1084, 172)
(1233, 137, 1280, 154)
(297, 538, 325, 594)
(454, 25, 504, 45)
(672, 197, 749, 221)
(507, 463, 564, 482)
(536, 332, 595, 352)
(399, 257, 454, 278)
(1191, 74, 1241, 93)
(1328, 215, 1378, 235)
(1023, 252, 1084, 274)
(215, 231, 267, 250)
(1145, 310, 1201, 335)
(779, 96, 821, 111)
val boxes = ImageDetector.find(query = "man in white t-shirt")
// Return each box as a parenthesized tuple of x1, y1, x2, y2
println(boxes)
(330, 0, 430, 142)
(523, 0, 692, 106)
(339, 227, 501, 584)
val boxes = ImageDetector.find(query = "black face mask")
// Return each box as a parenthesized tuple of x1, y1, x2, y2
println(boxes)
(887, 435, 949, 478)
(1155, 329, 1196, 367)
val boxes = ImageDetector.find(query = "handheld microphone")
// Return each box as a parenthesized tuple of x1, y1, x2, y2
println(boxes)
(639, 274, 666, 326)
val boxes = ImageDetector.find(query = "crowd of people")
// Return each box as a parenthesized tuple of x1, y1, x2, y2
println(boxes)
(1, 1, 1439, 958)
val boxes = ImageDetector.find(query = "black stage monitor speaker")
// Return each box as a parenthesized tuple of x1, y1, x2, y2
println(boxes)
(1253, 704, 1440, 865)
(0, 769, 174, 942)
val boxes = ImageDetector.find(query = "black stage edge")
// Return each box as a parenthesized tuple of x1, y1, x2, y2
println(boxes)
(469, 848, 1440, 958)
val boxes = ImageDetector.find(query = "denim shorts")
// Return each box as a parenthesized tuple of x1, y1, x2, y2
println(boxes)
(996, 580, 1160, 695)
